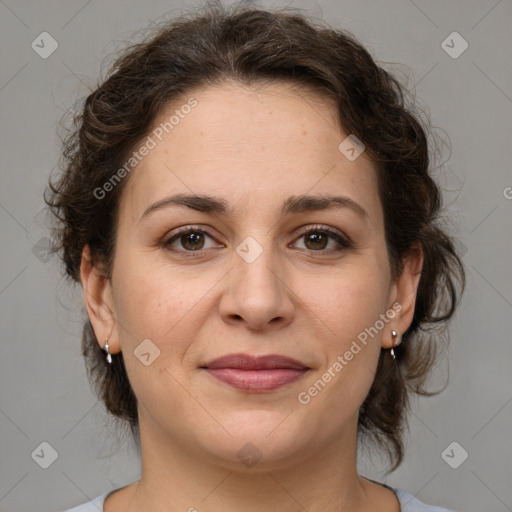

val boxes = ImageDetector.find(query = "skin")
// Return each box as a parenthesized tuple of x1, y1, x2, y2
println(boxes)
(81, 81, 423, 512)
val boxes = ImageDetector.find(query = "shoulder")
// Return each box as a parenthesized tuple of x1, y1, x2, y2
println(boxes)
(60, 492, 109, 512)
(61, 487, 455, 512)
(393, 487, 455, 512)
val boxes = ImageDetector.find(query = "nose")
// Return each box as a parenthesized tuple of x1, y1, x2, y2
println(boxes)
(218, 242, 295, 332)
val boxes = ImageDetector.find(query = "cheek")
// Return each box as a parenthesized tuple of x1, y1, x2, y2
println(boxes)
(112, 252, 219, 350)
(300, 262, 390, 403)
(111, 255, 207, 403)
(113, 267, 166, 342)
(310, 263, 390, 343)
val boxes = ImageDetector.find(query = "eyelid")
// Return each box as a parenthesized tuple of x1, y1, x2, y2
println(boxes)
(162, 223, 351, 254)
(162, 225, 222, 254)
(293, 224, 351, 246)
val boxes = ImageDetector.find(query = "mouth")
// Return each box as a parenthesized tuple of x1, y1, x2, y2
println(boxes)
(200, 353, 310, 392)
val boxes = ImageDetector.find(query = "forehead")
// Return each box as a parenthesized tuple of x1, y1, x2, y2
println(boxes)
(119, 81, 382, 224)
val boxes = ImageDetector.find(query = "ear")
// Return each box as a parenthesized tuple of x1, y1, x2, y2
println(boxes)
(80, 245, 120, 354)
(383, 243, 424, 349)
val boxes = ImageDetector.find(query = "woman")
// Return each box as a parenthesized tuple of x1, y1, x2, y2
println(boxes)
(46, 3, 465, 511)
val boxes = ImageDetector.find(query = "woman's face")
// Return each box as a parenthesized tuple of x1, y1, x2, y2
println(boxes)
(85, 81, 418, 470)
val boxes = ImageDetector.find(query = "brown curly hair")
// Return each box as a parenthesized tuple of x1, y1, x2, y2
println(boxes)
(45, 1, 465, 472)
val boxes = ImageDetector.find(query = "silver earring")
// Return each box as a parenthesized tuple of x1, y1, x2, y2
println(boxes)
(103, 338, 112, 364)
(390, 330, 400, 360)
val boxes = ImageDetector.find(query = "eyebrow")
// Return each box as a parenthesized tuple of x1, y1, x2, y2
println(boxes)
(139, 193, 368, 221)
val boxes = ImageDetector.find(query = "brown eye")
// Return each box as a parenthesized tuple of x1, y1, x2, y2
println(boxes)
(304, 232, 329, 250)
(180, 231, 205, 251)
(164, 228, 218, 253)
(293, 226, 351, 253)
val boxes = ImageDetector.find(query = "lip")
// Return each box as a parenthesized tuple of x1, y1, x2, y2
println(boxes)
(200, 353, 310, 392)
(202, 353, 309, 370)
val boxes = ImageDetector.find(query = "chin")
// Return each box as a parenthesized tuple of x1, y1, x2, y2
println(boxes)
(191, 415, 316, 471)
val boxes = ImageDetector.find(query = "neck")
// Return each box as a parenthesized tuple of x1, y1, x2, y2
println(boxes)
(123, 415, 373, 512)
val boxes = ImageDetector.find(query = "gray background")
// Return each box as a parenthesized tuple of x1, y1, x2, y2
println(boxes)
(0, 0, 511, 511)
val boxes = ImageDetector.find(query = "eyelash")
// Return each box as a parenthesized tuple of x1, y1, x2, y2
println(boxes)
(162, 224, 351, 257)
